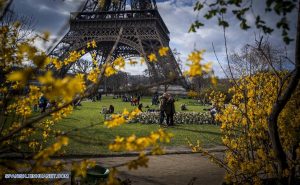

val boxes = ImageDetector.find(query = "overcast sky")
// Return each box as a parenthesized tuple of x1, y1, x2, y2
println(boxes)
(9, 0, 297, 77)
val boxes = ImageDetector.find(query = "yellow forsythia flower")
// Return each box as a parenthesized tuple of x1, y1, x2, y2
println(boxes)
(104, 65, 117, 77)
(148, 53, 157, 62)
(91, 40, 97, 48)
(7, 71, 24, 82)
(87, 68, 100, 83)
(113, 57, 125, 69)
(158, 47, 169, 56)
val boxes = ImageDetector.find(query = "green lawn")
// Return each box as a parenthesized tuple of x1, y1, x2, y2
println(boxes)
(80, 96, 208, 113)
(47, 96, 221, 155)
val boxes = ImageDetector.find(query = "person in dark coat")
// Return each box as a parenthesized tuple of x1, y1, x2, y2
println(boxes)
(137, 94, 141, 105)
(138, 103, 143, 112)
(165, 94, 175, 126)
(159, 93, 168, 125)
(39, 95, 48, 113)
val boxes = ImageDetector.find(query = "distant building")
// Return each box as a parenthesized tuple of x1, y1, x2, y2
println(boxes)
(149, 85, 187, 96)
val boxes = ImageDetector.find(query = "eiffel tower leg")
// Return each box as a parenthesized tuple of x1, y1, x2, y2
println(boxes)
(134, 27, 160, 84)
(152, 28, 189, 89)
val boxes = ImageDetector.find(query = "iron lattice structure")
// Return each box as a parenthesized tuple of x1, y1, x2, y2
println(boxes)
(49, 0, 188, 87)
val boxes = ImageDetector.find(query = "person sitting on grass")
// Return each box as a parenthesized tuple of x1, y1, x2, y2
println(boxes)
(138, 103, 143, 112)
(108, 105, 114, 114)
(180, 104, 187, 111)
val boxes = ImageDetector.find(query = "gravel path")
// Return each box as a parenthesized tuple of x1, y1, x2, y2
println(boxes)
(95, 153, 225, 185)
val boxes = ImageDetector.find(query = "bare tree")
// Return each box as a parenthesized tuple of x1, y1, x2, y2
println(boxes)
(0, 8, 36, 42)
(172, 48, 183, 71)
(104, 71, 129, 92)
(229, 38, 293, 78)
(70, 59, 94, 74)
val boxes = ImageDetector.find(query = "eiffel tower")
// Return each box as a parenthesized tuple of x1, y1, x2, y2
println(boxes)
(49, 0, 189, 88)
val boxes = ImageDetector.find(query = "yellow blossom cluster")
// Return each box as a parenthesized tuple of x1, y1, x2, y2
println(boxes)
(34, 136, 69, 162)
(1, 122, 35, 146)
(185, 50, 212, 77)
(127, 152, 149, 170)
(104, 64, 117, 77)
(109, 129, 173, 152)
(38, 71, 86, 102)
(113, 57, 125, 69)
(188, 140, 202, 153)
(87, 68, 100, 83)
(158, 47, 170, 56)
(6, 85, 42, 117)
(1, 23, 50, 72)
(51, 48, 87, 70)
(87, 40, 97, 48)
(148, 53, 158, 62)
(50, 40, 96, 70)
(50, 58, 62, 70)
(209, 90, 226, 110)
(51, 106, 73, 122)
(104, 108, 141, 128)
(146, 46, 170, 63)
(72, 160, 96, 177)
(63, 50, 85, 66)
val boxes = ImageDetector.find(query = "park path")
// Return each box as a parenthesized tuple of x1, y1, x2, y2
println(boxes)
(94, 152, 225, 185)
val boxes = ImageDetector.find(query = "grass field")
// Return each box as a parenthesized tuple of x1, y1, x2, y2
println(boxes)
(47, 96, 221, 155)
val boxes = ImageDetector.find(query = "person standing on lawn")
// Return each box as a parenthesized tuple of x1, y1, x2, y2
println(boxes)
(137, 94, 141, 105)
(39, 95, 48, 113)
(159, 93, 168, 125)
(165, 94, 175, 126)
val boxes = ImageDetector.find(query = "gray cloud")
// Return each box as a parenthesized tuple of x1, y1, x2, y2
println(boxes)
(8, 0, 298, 77)
(157, 0, 297, 77)
(11, 0, 82, 33)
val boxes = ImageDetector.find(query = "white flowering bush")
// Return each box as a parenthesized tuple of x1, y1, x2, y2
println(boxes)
(131, 112, 213, 124)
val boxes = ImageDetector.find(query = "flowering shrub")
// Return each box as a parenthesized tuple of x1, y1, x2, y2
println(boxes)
(132, 112, 213, 125)
(188, 72, 300, 184)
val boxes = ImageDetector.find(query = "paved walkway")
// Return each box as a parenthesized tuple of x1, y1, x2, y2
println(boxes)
(94, 152, 225, 185)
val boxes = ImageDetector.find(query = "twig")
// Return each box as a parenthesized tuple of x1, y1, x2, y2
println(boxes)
(221, 14, 238, 87)
(212, 42, 230, 79)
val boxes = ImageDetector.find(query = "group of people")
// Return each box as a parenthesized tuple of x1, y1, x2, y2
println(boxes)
(35, 95, 56, 113)
(159, 93, 175, 127)
(151, 92, 159, 105)
(130, 95, 141, 106)
(122, 94, 141, 106)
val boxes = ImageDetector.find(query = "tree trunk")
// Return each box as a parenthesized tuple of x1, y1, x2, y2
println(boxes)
(267, 1, 300, 184)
